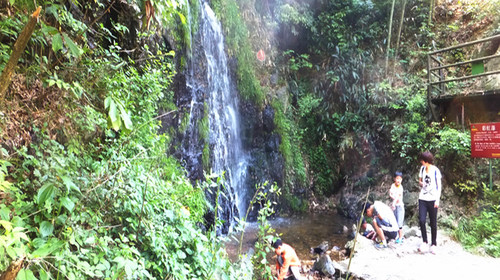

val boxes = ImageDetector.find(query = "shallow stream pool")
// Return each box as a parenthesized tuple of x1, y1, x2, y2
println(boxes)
(226, 212, 354, 262)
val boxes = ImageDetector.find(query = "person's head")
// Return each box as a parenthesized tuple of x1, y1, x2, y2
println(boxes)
(419, 151, 434, 165)
(364, 202, 373, 217)
(272, 239, 283, 254)
(394, 171, 403, 186)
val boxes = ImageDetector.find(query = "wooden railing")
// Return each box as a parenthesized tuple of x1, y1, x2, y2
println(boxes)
(427, 34, 500, 120)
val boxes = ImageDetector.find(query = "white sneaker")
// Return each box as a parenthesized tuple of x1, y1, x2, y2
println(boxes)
(418, 243, 428, 253)
(429, 245, 437, 255)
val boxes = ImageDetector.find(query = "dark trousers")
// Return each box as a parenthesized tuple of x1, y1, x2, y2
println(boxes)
(419, 199, 438, 246)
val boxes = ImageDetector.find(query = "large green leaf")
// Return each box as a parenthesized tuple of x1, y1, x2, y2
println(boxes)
(108, 98, 118, 122)
(60, 196, 75, 213)
(52, 33, 63, 53)
(39, 268, 51, 280)
(40, 221, 54, 237)
(16, 269, 37, 280)
(0, 220, 12, 232)
(0, 205, 9, 220)
(62, 33, 83, 57)
(36, 184, 56, 205)
(104, 96, 112, 109)
(118, 104, 133, 130)
(31, 238, 64, 258)
(61, 176, 80, 194)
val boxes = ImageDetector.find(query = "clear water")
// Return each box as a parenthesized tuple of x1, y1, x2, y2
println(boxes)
(226, 212, 354, 262)
(182, 0, 249, 233)
(200, 1, 249, 231)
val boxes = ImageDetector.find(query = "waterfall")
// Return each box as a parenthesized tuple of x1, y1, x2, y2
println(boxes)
(180, 0, 249, 234)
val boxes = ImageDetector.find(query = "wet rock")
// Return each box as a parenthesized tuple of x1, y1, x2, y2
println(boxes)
(310, 241, 329, 255)
(311, 253, 336, 278)
(338, 194, 363, 219)
(310, 241, 336, 279)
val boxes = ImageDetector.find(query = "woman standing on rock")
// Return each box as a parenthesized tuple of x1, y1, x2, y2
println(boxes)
(418, 151, 442, 254)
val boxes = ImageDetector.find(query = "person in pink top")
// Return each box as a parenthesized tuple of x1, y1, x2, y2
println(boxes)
(389, 171, 405, 243)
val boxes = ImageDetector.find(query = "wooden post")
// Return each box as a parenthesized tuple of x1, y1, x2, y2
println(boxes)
(428, 54, 438, 121)
(461, 103, 465, 130)
(489, 159, 493, 190)
(0, 7, 42, 101)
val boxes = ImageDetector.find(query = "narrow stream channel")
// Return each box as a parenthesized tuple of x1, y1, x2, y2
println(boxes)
(226, 212, 354, 262)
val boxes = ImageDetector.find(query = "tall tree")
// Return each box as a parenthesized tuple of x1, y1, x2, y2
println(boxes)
(385, 0, 396, 76)
(429, 0, 434, 26)
(0, 7, 41, 100)
(395, 0, 407, 61)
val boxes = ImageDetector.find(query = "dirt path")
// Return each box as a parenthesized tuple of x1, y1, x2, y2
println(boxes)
(333, 230, 499, 280)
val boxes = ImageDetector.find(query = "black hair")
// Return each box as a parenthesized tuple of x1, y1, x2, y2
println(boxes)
(272, 239, 282, 248)
(394, 171, 403, 177)
(364, 202, 372, 214)
(419, 151, 434, 164)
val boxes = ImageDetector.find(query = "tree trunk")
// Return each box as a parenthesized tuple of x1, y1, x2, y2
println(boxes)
(0, 257, 25, 280)
(428, 0, 434, 26)
(385, 0, 396, 77)
(0, 7, 42, 102)
(395, 0, 407, 60)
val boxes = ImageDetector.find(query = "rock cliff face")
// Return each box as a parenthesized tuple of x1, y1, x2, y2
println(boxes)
(164, 0, 286, 228)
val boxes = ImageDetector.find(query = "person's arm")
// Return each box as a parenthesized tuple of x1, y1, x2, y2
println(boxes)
(419, 166, 424, 187)
(389, 185, 396, 207)
(275, 259, 280, 278)
(277, 250, 291, 280)
(434, 167, 442, 208)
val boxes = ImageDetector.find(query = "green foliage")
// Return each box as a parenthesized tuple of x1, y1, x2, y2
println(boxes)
(200, 102, 210, 170)
(454, 180, 480, 194)
(313, 0, 382, 53)
(0, 15, 23, 70)
(390, 90, 436, 163)
(179, 111, 191, 134)
(454, 191, 500, 257)
(199, 102, 209, 141)
(271, 98, 307, 190)
(246, 182, 281, 279)
(0, 162, 30, 272)
(211, 0, 264, 105)
(278, 3, 316, 36)
(0, 1, 251, 278)
(283, 193, 308, 213)
(296, 92, 321, 118)
(309, 146, 335, 196)
(202, 143, 210, 171)
(3, 94, 243, 279)
(283, 50, 312, 72)
(433, 125, 470, 158)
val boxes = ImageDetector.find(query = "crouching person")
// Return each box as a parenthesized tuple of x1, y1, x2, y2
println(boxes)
(364, 201, 399, 249)
(272, 239, 306, 280)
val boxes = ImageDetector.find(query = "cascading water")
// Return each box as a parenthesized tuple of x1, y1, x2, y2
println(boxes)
(179, 0, 249, 234)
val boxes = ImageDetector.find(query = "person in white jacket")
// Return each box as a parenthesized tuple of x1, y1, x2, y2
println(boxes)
(418, 151, 442, 254)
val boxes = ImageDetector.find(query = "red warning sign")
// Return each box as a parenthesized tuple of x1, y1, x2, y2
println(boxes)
(470, 122, 500, 158)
